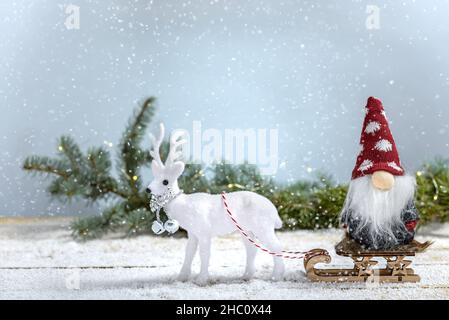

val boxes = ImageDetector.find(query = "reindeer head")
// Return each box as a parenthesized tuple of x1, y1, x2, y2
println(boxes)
(146, 123, 186, 197)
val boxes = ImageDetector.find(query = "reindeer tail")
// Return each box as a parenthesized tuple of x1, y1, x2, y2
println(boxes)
(274, 215, 283, 229)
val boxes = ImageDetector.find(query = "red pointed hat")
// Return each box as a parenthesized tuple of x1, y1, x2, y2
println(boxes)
(351, 97, 404, 180)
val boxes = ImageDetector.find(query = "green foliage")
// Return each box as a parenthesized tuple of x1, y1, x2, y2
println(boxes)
(207, 162, 276, 196)
(178, 164, 209, 194)
(23, 97, 449, 239)
(118, 97, 155, 195)
(271, 177, 347, 230)
(416, 158, 449, 224)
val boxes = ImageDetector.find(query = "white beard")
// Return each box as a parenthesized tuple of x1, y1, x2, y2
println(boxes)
(341, 175, 416, 245)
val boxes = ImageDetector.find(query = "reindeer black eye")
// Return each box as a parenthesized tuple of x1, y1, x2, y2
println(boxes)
(162, 179, 169, 186)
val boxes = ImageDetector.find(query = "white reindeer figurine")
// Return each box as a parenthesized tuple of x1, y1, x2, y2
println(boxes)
(147, 123, 285, 285)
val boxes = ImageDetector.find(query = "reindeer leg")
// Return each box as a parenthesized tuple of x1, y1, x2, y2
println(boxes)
(195, 237, 211, 286)
(242, 237, 257, 280)
(177, 234, 198, 281)
(257, 230, 285, 281)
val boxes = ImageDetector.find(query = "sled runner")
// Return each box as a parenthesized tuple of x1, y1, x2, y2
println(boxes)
(304, 236, 432, 283)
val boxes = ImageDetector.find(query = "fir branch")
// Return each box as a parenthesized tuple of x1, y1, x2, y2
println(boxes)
(118, 97, 156, 193)
(58, 136, 86, 173)
(85, 147, 127, 199)
(23, 156, 70, 178)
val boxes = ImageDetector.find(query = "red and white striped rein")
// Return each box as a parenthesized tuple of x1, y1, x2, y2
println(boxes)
(221, 192, 309, 260)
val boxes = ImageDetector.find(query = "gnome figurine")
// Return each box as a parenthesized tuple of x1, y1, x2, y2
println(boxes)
(341, 97, 419, 250)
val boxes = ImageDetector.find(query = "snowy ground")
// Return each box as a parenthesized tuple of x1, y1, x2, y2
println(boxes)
(0, 217, 448, 300)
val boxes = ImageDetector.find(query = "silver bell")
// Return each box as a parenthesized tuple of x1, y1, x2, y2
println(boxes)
(151, 220, 165, 235)
(164, 219, 179, 234)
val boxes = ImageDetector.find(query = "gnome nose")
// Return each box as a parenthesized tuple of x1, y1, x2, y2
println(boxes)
(371, 171, 395, 191)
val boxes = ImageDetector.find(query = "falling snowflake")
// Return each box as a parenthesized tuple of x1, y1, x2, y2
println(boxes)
(388, 161, 403, 172)
(358, 159, 373, 172)
(381, 110, 388, 120)
(374, 139, 393, 152)
(364, 121, 381, 134)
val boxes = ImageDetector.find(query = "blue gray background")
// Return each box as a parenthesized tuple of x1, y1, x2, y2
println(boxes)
(1, 0, 448, 216)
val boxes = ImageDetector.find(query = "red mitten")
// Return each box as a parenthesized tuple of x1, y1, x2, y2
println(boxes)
(405, 220, 417, 232)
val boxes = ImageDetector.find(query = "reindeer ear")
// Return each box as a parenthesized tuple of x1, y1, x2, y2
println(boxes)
(169, 161, 185, 177)
(151, 160, 162, 174)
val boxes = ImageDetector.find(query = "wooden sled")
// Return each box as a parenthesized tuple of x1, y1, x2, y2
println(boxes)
(304, 237, 432, 283)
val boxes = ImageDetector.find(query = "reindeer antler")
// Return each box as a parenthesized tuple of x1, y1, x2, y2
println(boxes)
(149, 123, 165, 167)
(166, 130, 187, 166)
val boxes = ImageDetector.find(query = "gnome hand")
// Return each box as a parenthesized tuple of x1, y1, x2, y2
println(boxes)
(371, 170, 395, 191)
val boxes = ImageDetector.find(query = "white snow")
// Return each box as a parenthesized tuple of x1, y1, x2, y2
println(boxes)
(0, 217, 448, 300)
